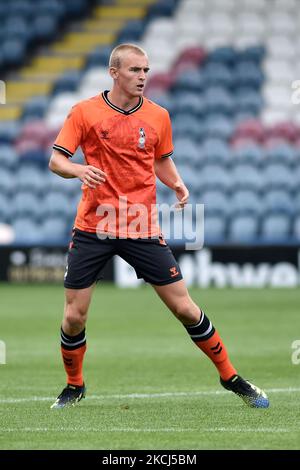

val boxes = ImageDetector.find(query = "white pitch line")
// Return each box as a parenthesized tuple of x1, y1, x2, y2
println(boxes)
(0, 427, 294, 434)
(0, 387, 299, 404)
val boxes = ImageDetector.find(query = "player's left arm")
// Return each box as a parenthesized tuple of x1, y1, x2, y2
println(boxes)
(155, 157, 189, 209)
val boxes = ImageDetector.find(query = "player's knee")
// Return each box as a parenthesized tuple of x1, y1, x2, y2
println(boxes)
(64, 307, 87, 330)
(172, 299, 200, 324)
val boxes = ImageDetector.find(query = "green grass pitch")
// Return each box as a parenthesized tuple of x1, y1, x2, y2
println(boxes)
(0, 283, 299, 450)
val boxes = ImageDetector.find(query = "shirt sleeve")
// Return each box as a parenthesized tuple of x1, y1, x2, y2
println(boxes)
(53, 104, 83, 157)
(155, 109, 174, 159)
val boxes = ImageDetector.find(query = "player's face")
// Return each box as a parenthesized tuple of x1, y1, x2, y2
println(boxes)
(115, 52, 150, 97)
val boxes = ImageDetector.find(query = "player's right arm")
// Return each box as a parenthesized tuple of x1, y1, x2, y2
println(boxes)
(49, 150, 106, 189)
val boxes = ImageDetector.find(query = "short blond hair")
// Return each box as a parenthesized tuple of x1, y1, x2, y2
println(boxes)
(109, 43, 147, 69)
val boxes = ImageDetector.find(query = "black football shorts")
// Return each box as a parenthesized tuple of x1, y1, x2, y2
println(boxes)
(64, 228, 183, 289)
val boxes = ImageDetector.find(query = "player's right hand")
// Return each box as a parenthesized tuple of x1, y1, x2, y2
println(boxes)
(79, 165, 107, 189)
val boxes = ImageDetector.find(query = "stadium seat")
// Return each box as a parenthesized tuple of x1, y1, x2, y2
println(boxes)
(200, 164, 231, 192)
(204, 115, 234, 140)
(203, 87, 235, 116)
(235, 89, 263, 115)
(233, 119, 265, 143)
(228, 214, 259, 243)
(172, 114, 203, 140)
(207, 46, 237, 66)
(230, 190, 262, 216)
(261, 212, 290, 242)
(0, 194, 11, 224)
(263, 190, 293, 215)
(232, 164, 264, 192)
(201, 138, 231, 167)
(174, 92, 205, 117)
(233, 144, 264, 167)
(43, 192, 73, 218)
(202, 63, 234, 90)
(172, 69, 205, 94)
(12, 217, 43, 244)
(12, 191, 43, 220)
(0, 145, 18, 170)
(201, 189, 230, 217)
(16, 166, 46, 194)
(264, 163, 294, 191)
(264, 144, 296, 167)
(204, 214, 227, 243)
(41, 216, 69, 243)
(173, 137, 200, 167)
(293, 214, 300, 240)
(236, 63, 264, 84)
(0, 169, 15, 196)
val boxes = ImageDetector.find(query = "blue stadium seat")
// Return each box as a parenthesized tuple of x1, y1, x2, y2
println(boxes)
(16, 166, 46, 194)
(118, 19, 145, 42)
(149, 92, 175, 115)
(32, 15, 58, 42)
(64, 0, 88, 17)
(0, 194, 11, 223)
(0, 169, 15, 195)
(173, 137, 200, 166)
(228, 214, 259, 243)
(7, 0, 33, 19)
(233, 144, 264, 167)
(204, 214, 227, 243)
(201, 189, 230, 217)
(43, 192, 73, 218)
(1, 38, 26, 67)
(235, 88, 263, 115)
(41, 216, 69, 243)
(263, 190, 293, 215)
(174, 92, 205, 117)
(203, 87, 235, 116)
(261, 212, 290, 242)
(234, 61, 264, 89)
(230, 190, 262, 216)
(175, 164, 199, 188)
(4, 16, 32, 43)
(201, 138, 231, 167)
(295, 191, 300, 214)
(35, 0, 65, 20)
(201, 164, 231, 192)
(86, 46, 113, 68)
(202, 63, 234, 90)
(207, 47, 237, 67)
(19, 148, 47, 168)
(147, 0, 177, 19)
(293, 214, 300, 241)
(53, 70, 82, 95)
(265, 144, 296, 167)
(238, 46, 266, 63)
(22, 96, 50, 120)
(173, 69, 204, 94)
(0, 145, 18, 170)
(172, 114, 203, 140)
(47, 171, 81, 195)
(264, 163, 294, 191)
(12, 191, 43, 220)
(0, 122, 20, 144)
(12, 217, 43, 244)
(232, 163, 264, 191)
(204, 115, 234, 140)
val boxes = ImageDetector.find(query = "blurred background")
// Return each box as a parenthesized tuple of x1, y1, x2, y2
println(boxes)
(0, 0, 300, 286)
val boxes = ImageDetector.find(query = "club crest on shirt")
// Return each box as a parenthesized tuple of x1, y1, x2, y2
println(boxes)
(138, 128, 146, 148)
(100, 129, 109, 139)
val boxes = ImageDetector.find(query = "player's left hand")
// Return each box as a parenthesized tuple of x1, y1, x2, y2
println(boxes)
(173, 181, 189, 209)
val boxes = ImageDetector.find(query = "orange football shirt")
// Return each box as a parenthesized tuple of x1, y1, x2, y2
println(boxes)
(53, 91, 173, 237)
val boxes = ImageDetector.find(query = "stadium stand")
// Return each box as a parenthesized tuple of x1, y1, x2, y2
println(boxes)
(0, 0, 299, 246)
